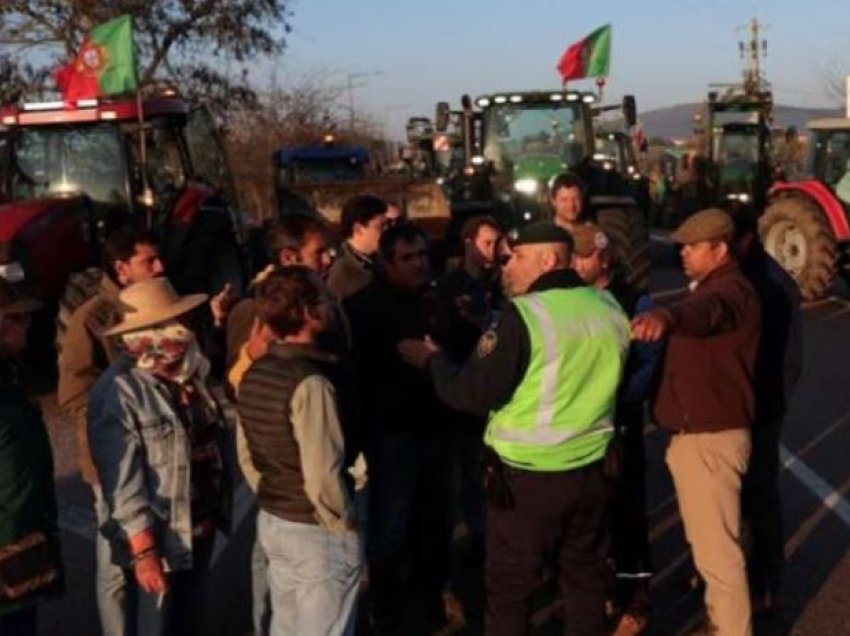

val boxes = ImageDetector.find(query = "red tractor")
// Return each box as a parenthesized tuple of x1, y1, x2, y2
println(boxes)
(0, 95, 247, 331)
(760, 115, 850, 300)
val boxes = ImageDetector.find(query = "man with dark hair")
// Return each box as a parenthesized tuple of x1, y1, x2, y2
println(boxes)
(226, 215, 342, 635)
(571, 222, 661, 633)
(345, 221, 455, 634)
(435, 215, 502, 575)
(238, 267, 363, 636)
(228, 214, 334, 369)
(632, 208, 761, 635)
(328, 194, 388, 300)
(265, 215, 334, 276)
(549, 172, 587, 231)
(57, 224, 165, 635)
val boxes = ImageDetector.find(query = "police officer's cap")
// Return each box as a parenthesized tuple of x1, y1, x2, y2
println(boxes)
(507, 222, 573, 248)
(670, 208, 734, 245)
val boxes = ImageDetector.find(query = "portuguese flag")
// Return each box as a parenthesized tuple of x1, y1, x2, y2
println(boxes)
(54, 15, 138, 102)
(557, 24, 612, 83)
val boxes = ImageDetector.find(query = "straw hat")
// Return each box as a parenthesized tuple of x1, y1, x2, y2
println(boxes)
(104, 277, 208, 336)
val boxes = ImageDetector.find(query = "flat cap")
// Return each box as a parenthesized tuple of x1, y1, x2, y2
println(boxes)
(507, 221, 573, 248)
(670, 208, 734, 244)
(570, 222, 611, 258)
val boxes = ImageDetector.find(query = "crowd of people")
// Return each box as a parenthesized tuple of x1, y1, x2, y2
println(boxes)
(0, 172, 801, 636)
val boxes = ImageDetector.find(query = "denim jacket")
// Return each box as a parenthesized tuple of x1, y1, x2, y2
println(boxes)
(88, 355, 230, 570)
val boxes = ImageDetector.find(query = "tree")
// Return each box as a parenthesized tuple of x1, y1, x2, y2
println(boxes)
(0, 0, 293, 101)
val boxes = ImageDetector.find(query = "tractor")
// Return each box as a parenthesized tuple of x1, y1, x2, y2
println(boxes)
(0, 94, 248, 346)
(696, 87, 776, 211)
(434, 90, 651, 291)
(760, 110, 850, 300)
(273, 136, 449, 247)
(593, 128, 652, 227)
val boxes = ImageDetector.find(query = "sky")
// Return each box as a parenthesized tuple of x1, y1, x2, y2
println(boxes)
(261, 0, 850, 139)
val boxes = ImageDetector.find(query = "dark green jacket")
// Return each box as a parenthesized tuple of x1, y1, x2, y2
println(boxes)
(0, 367, 62, 615)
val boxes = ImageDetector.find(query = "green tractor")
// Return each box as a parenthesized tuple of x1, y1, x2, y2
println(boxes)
(434, 90, 650, 291)
(593, 128, 652, 227)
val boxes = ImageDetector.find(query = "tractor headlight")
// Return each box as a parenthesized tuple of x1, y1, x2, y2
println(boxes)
(0, 261, 25, 282)
(514, 178, 539, 195)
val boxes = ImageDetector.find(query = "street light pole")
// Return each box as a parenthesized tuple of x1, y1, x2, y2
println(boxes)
(346, 70, 383, 132)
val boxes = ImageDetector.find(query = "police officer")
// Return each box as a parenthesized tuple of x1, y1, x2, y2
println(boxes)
(399, 222, 631, 636)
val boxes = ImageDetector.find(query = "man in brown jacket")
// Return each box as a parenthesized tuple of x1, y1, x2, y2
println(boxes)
(632, 208, 761, 636)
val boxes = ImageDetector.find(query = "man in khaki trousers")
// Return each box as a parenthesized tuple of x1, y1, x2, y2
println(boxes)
(632, 208, 762, 636)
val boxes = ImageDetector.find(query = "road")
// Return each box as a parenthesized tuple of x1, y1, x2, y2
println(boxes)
(34, 235, 850, 635)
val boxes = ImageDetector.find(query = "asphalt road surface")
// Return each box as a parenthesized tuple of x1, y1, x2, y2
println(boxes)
(34, 235, 850, 635)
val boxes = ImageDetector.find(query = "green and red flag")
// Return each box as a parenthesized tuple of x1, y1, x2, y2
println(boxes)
(54, 15, 138, 102)
(557, 24, 612, 83)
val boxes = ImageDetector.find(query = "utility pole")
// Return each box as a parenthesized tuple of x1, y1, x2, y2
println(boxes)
(346, 70, 383, 132)
(737, 17, 768, 94)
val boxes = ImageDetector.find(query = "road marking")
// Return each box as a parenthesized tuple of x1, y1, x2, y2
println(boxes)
(789, 411, 850, 462)
(780, 444, 850, 527)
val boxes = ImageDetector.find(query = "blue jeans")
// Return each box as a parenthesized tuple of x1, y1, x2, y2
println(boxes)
(258, 510, 362, 636)
(250, 514, 272, 635)
(93, 485, 129, 636)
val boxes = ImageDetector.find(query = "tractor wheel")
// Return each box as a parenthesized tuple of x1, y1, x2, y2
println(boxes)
(55, 267, 104, 354)
(596, 207, 651, 293)
(760, 194, 837, 301)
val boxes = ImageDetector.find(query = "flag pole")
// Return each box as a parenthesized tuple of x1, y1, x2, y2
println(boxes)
(595, 76, 607, 102)
(136, 87, 154, 228)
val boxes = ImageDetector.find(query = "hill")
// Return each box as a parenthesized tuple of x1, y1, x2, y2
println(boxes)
(640, 102, 843, 141)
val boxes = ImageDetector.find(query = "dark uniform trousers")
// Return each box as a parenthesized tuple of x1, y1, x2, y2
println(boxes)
(486, 459, 612, 636)
(611, 404, 653, 605)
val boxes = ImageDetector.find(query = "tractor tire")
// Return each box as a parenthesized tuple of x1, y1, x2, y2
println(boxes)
(760, 193, 837, 301)
(596, 207, 651, 293)
(55, 267, 104, 354)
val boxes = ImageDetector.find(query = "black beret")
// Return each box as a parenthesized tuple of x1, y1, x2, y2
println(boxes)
(506, 221, 574, 248)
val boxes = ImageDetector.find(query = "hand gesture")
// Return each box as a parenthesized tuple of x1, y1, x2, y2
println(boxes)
(397, 335, 440, 369)
(631, 310, 670, 342)
(210, 283, 236, 328)
(246, 317, 273, 361)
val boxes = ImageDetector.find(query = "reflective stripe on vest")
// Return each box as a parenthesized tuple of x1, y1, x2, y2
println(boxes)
(486, 286, 629, 471)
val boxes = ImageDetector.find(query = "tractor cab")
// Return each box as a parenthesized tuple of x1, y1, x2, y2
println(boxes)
(275, 142, 369, 187)
(698, 90, 775, 208)
(807, 121, 850, 201)
(0, 96, 244, 300)
(434, 91, 600, 227)
(434, 90, 651, 292)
